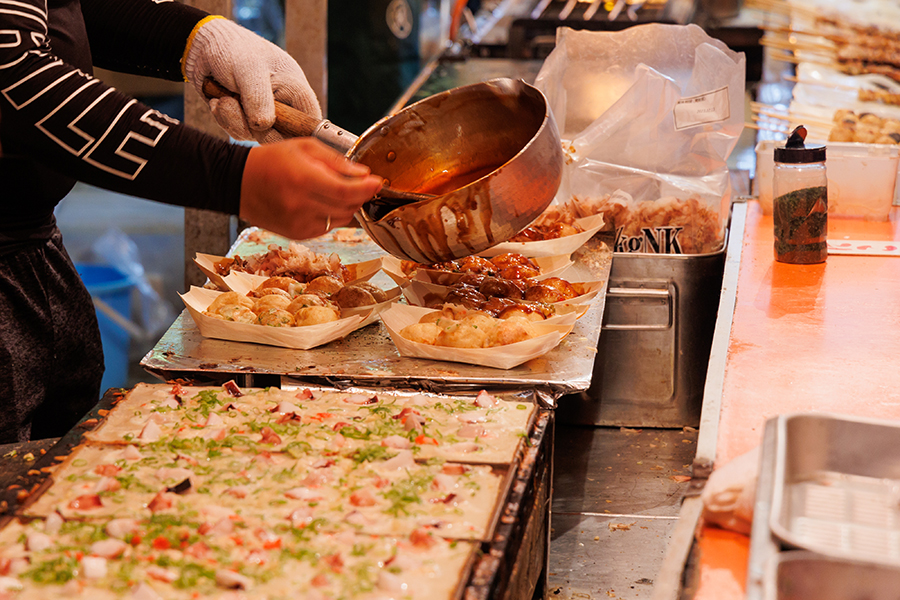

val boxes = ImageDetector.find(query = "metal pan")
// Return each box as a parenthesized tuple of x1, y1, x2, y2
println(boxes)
(204, 78, 563, 264)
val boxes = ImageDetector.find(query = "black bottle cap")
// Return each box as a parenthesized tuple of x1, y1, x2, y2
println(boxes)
(774, 125, 826, 163)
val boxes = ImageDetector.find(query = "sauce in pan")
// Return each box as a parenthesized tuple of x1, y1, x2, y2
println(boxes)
(363, 163, 502, 223)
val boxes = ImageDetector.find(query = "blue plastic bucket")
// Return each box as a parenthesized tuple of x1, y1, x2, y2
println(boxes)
(75, 264, 136, 393)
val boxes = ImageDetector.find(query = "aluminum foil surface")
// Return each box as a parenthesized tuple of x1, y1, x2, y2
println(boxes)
(142, 228, 612, 406)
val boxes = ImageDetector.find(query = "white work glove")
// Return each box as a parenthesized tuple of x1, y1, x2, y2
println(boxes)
(183, 17, 321, 144)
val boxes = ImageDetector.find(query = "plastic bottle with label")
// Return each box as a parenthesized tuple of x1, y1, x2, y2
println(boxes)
(772, 125, 828, 264)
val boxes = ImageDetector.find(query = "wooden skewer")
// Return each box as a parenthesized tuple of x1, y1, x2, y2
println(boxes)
(745, 121, 790, 134)
(744, 0, 820, 20)
(761, 35, 835, 55)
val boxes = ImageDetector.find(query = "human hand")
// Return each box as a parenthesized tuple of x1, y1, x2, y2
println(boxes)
(183, 17, 320, 144)
(239, 138, 384, 240)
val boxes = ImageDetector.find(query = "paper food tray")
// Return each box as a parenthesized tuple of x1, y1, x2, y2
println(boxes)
(477, 214, 606, 258)
(181, 286, 369, 350)
(380, 304, 573, 370)
(769, 412, 900, 567)
(194, 253, 383, 290)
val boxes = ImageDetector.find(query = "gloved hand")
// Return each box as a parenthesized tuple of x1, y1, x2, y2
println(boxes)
(183, 17, 321, 144)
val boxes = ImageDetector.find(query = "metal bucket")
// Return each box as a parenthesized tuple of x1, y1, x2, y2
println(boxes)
(557, 247, 725, 428)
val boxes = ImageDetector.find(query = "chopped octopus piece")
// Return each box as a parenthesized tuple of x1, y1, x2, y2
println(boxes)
(343, 394, 378, 405)
(259, 426, 282, 445)
(457, 424, 486, 438)
(44, 511, 64, 535)
(90, 538, 127, 558)
(380, 450, 416, 471)
(25, 532, 52, 552)
(271, 401, 302, 414)
(105, 518, 139, 540)
(147, 490, 176, 512)
(93, 477, 121, 494)
(81, 556, 107, 579)
(215, 569, 252, 590)
(122, 445, 143, 461)
(222, 380, 243, 397)
(146, 565, 178, 583)
(68, 494, 103, 510)
(441, 464, 468, 475)
(139, 420, 162, 442)
(474, 390, 500, 408)
(409, 528, 437, 549)
(94, 463, 122, 477)
(284, 487, 322, 501)
(381, 435, 412, 449)
(349, 489, 377, 507)
(204, 412, 225, 428)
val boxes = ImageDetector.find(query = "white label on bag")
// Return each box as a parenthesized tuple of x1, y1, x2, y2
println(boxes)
(673, 87, 730, 130)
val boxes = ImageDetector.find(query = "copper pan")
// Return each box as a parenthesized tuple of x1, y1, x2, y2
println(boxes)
(204, 78, 563, 263)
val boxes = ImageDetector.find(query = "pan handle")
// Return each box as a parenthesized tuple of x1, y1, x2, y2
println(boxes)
(201, 78, 357, 153)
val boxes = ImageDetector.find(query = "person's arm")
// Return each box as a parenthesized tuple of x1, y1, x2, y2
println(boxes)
(0, 0, 246, 212)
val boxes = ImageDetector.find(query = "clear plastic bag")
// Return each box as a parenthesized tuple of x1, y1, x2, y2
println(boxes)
(534, 24, 746, 254)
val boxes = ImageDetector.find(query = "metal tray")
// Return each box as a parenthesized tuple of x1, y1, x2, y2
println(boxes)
(765, 551, 900, 600)
(770, 413, 900, 565)
(141, 227, 612, 405)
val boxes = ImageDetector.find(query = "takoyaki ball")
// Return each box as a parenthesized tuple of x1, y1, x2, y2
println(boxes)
(400, 260, 421, 276)
(431, 259, 459, 272)
(305, 275, 344, 296)
(257, 307, 294, 327)
(497, 303, 552, 322)
(252, 294, 291, 313)
(286, 294, 335, 314)
(207, 291, 254, 314)
(293, 305, 340, 327)
(352, 282, 387, 303)
(490, 253, 539, 272)
(479, 276, 526, 299)
(875, 133, 900, 144)
(828, 125, 856, 142)
(251, 287, 292, 300)
(457, 272, 487, 288)
(881, 119, 900, 135)
(455, 255, 497, 275)
(833, 109, 856, 123)
(499, 264, 541, 280)
(480, 296, 518, 317)
(211, 304, 257, 323)
(437, 314, 496, 348)
(524, 277, 578, 303)
(331, 285, 376, 308)
(444, 286, 486, 310)
(258, 276, 305, 298)
(541, 222, 582, 239)
(419, 303, 468, 325)
(855, 124, 880, 143)
(400, 322, 443, 345)
(488, 316, 539, 346)
(859, 112, 883, 127)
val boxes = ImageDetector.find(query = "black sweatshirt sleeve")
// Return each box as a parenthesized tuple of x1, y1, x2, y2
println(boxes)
(80, 0, 211, 81)
(0, 0, 247, 214)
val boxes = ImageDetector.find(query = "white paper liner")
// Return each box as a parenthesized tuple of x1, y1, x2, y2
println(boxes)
(180, 286, 371, 350)
(400, 278, 605, 311)
(194, 253, 383, 290)
(382, 253, 574, 287)
(476, 214, 606, 258)
(380, 304, 574, 370)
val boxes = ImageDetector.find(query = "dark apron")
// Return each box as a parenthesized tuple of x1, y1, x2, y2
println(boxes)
(0, 225, 104, 442)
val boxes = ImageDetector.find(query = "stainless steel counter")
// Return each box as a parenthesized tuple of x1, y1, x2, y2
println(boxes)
(141, 227, 612, 405)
